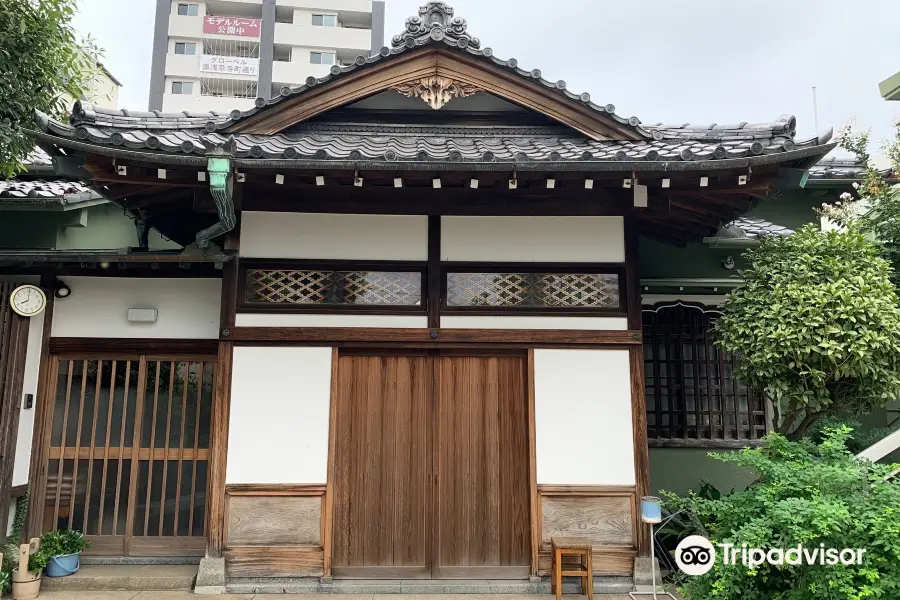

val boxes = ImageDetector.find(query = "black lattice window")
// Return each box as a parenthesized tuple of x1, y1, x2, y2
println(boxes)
(446, 272, 620, 309)
(245, 269, 423, 306)
(643, 304, 768, 444)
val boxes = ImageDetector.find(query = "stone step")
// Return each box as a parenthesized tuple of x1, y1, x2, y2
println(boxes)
(227, 576, 635, 595)
(41, 564, 197, 592)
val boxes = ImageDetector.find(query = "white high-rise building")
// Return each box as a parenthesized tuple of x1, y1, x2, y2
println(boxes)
(149, 0, 385, 113)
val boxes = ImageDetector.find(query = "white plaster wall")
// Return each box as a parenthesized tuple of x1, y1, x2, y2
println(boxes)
(440, 316, 628, 331)
(534, 349, 635, 485)
(236, 313, 428, 328)
(12, 313, 44, 486)
(441, 216, 625, 263)
(240, 212, 428, 260)
(51, 277, 221, 339)
(227, 347, 332, 484)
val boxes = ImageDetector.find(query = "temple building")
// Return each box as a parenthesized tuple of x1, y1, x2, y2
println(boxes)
(0, 2, 839, 593)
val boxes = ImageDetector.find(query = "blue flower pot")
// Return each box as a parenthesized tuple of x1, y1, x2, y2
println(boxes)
(45, 553, 80, 577)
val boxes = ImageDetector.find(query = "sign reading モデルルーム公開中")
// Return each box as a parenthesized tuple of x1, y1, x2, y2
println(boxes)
(203, 16, 261, 37)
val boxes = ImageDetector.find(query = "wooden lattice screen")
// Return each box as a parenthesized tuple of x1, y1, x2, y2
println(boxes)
(446, 272, 621, 308)
(643, 304, 768, 443)
(0, 282, 30, 531)
(40, 355, 215, 555)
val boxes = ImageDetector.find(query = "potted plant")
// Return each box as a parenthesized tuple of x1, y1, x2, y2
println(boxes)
(41, 530, 89, 578)
(0, 555, 10, 596)
(11, 539, 46, 600)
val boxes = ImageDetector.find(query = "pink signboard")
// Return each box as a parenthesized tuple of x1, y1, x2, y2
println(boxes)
(203, 16, 261, 37)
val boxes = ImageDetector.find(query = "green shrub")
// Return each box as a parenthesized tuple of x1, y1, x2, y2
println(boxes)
(715, 225, 900, 439)
(663, 428, 900, 599)
(40, 529, 90, 557)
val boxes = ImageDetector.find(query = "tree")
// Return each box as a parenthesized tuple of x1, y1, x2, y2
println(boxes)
(0, 0, 101, 177)
(663, 428, 900, 600)
(823, 120, 900, 277)
(715, 224, 900, 438)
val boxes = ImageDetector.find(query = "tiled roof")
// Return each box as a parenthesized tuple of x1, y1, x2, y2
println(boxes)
(720, 217, 794, 238)
(0, 179, 96, 201)
(808, 156, 895, 180)
(32, 2, 835, 170)
(35, 118, 829, 167)
(25, 146, 53, 166)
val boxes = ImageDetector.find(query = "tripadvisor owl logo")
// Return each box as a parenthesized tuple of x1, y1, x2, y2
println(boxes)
(675, 535, 716, 576)
(674, 535, 868, 576)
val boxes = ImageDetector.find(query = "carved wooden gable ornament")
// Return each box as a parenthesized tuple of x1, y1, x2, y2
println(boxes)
(389, 2, 483, 109)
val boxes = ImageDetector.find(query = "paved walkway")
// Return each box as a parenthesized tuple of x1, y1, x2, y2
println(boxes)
(38, 593, 634, 600)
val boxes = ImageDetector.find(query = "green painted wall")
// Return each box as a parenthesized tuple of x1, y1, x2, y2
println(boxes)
(0, 204, 180, 251)
(639, 189, 832, 280)
(650, 448, 755, 496)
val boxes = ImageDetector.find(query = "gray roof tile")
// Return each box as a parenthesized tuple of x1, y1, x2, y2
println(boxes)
(0, 179, 94, 200)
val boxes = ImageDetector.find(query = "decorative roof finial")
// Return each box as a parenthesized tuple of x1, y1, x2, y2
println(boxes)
(392, 2, 480, 50)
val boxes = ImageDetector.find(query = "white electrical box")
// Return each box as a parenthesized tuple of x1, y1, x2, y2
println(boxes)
(127, 308, 158, 323)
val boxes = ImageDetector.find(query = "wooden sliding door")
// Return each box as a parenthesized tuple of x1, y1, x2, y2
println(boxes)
(434, 354, 531, 579)
(39, 354, 215, 556)
(331, 350, 530, 579)
(331, 352, 431, 578)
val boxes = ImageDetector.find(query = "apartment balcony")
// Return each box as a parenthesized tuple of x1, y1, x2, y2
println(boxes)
(274, 22, 371, 54)
(277, 0, 373, 13)
(272, 61, 332, 86)
(162, 93, 256, 114)
(169, 14, 203, 39)
(165, 53, 201, 79)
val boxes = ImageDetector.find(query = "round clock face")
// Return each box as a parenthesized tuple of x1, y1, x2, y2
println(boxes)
(10, 285, 47, 317)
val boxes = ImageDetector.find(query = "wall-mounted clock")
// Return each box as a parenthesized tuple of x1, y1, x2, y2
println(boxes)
(10, 284, 47, 317)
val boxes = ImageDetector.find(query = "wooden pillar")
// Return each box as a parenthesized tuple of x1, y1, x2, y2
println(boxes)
(24, 273, 56, 540)
(0, 284, 32, 532)
(625, 218, 651, 557)
(207, 254, 239, 557)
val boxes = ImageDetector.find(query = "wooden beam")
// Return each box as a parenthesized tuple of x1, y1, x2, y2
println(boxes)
(0, 301, 31, 535)
(225, 327, 642, 346)
(243, 185, 630, 216)
(207, 255, 239, 558)
(25, 272, 56, 539)
(625, 220, 650, 558)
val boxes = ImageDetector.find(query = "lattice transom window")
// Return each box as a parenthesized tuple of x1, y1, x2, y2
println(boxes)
(446, 272, 620, 309)
(245, 269, 423, 306)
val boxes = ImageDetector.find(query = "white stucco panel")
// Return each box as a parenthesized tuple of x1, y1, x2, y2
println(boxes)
(534, 349, 635, 485)
(12, 313, 44, 486)
(227, 347, 332, 484)
(240, 212, 428, 260)
(441, 216, 625, 263)
(51, 277, 221, 339)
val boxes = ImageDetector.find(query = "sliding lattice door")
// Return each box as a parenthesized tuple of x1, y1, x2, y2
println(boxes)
(40, 355, 215, 556)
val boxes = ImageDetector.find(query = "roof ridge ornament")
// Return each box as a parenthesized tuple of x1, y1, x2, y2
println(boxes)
(392, 2, 480, 50)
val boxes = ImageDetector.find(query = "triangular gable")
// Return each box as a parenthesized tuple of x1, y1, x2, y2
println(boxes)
(225, 2, 648, 141)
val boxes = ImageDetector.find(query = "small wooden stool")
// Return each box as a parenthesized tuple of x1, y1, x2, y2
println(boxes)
(551, 537, 593, 600)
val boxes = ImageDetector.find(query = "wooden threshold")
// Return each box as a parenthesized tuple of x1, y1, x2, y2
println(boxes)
(432, 565, 531, 580)
(332, 566, 431, 580)
(227, 327, 641, 346)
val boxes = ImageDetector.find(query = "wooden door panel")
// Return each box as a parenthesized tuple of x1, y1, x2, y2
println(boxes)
(332, 354, 429, 574)
(435, 356, 530, 574)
